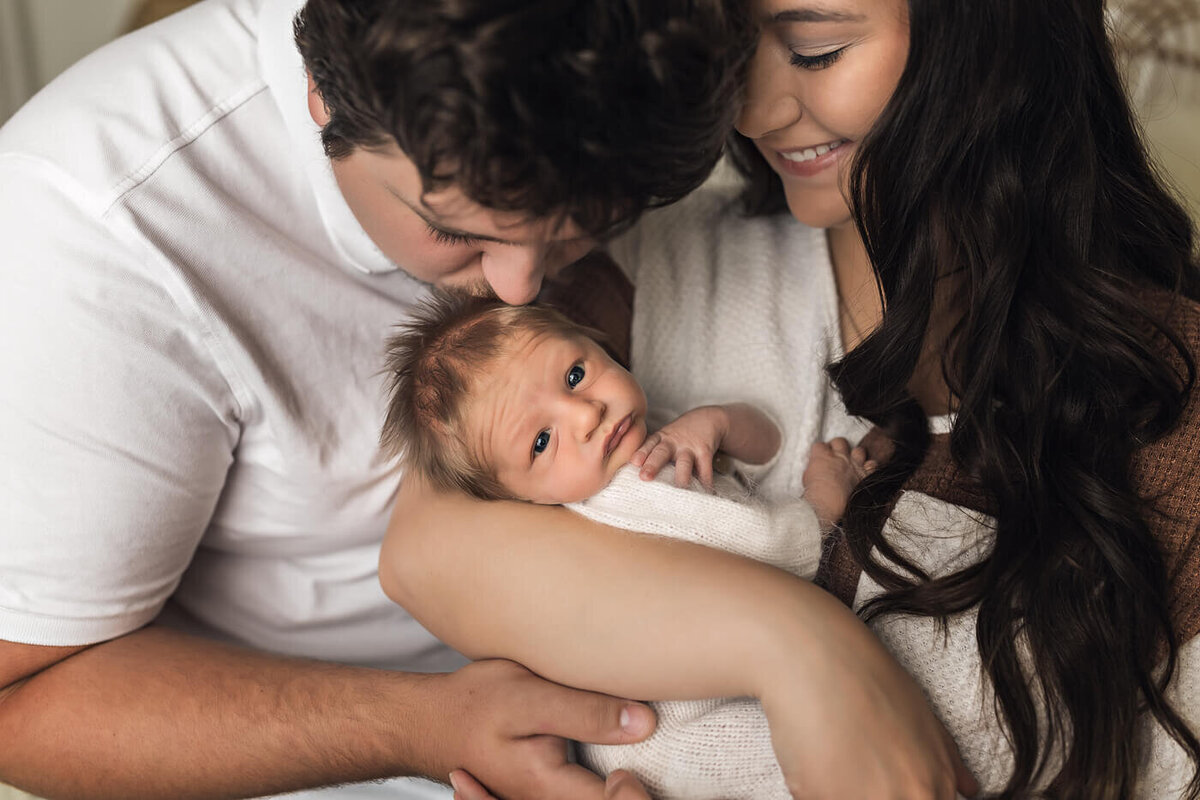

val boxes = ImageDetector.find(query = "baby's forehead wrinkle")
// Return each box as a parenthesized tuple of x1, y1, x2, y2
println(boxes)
(472, 334, 544, 479)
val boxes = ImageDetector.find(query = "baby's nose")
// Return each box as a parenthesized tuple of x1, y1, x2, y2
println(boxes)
(571, 398, 605, 440)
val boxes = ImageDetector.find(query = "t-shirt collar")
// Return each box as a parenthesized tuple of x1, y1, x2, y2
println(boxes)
(257, 0, 399, 276)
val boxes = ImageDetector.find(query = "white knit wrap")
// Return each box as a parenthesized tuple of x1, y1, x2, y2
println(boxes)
(567, 466, 821, 799)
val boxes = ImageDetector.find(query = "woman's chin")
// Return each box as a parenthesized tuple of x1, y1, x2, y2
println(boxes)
(783, 191, 854, 231)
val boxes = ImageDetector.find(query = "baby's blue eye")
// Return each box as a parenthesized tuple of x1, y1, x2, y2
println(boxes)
(533, 430, 551, 455)
(566, 365, 585, 388)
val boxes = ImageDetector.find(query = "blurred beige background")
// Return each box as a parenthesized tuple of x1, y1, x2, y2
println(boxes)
(0, 1, 1197, 799)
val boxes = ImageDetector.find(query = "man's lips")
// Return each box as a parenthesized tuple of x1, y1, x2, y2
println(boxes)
(603, 414, 633, 457)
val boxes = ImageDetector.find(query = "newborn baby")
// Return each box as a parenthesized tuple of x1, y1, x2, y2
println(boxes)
(381, 290, 872, 799)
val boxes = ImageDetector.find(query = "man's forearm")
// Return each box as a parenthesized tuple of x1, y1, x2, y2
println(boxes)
(0, 626, 438, 800)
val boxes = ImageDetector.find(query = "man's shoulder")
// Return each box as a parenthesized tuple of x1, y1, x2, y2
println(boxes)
(0, 0, 268, 206)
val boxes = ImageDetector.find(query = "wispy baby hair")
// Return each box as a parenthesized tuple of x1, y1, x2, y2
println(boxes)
(382, 289, 599, 500)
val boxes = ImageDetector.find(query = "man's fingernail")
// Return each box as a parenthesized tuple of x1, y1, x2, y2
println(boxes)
(619, 704, 652, 735)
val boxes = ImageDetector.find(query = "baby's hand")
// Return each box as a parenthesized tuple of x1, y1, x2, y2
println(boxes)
(630, 406, 727, 490)
(803, 438, 877, 531)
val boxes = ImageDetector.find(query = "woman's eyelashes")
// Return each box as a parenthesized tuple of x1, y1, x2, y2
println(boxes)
(424, 223, 479, 247)
(789, 46, 847, 70)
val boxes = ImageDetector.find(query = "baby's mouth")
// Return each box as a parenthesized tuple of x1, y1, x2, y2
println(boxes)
(603, 414, 633, 458)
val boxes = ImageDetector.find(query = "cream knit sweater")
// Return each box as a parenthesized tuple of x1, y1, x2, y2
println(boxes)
(567, 466, 820, 799)
(567, 185, 863, 798)
(597, 184, 1199, 797)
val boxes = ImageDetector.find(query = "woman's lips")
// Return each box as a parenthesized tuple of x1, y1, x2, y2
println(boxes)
(603, 414, 633, 458)
(773, 138, 847, 178)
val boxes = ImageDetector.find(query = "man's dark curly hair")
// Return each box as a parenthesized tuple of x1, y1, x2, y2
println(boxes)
(294, 0, 752, 237)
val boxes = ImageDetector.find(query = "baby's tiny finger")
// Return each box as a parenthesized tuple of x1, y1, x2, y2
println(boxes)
(631, 434, 660, 466)
(675, 453, 695, 488)
(697, 456, 714, 491)
(863, 459, 879, 474)
(640, 442, 673, 480)
(829, 437, 851, 456)
(850, 446, 868, 466)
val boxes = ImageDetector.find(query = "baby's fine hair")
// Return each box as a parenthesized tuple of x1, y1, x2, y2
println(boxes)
(382, 290, 600, 500)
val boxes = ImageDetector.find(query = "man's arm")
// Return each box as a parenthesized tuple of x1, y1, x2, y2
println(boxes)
(0, 629, 655, 800)
(382, 475, 978, 800)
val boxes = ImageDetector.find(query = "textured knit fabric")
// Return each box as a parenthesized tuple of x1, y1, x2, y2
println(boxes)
(560, 191, 869, 798)
(817, 296, 1200, 796)
(608, 185, 872, 503)
(568, 466, 822, 799)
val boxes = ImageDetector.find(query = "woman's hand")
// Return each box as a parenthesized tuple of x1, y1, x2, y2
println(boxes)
(759, 601, 979, 800)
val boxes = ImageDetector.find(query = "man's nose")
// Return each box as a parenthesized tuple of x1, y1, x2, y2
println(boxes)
(480, 246, 545, 305)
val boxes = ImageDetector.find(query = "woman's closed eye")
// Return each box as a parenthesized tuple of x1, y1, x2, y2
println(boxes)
(790, 46, 847, 70)
(566, 364, 585, 388)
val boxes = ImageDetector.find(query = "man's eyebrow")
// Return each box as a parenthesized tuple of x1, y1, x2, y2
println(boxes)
(772, 8, 866, 23)
(383, 183, 516, 245)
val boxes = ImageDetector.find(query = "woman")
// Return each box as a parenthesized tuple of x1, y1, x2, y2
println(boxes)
(386, 0, 1200, 797)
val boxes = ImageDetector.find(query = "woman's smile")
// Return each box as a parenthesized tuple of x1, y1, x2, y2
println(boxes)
(773, 138, 849, 177)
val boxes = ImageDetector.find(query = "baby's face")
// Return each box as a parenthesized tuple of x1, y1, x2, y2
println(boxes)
(468, 329, 648, 504)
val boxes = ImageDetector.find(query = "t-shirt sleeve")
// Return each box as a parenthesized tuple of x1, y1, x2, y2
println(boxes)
(0, 160, 239, 646)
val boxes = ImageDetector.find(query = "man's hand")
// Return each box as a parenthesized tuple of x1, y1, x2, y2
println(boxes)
(631, 406, 728, 489)
(448, 768, 654, 800)
(423, 660, 656, 799)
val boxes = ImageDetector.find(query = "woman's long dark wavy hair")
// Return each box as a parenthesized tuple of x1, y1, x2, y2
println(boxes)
(732, 1, 1200, 797)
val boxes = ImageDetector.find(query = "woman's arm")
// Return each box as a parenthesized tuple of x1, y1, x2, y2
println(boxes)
(382, 475, 977, 799)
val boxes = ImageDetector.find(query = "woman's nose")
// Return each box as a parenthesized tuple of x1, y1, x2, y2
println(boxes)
(736, 45, 804, 139)
(480, 246, 546, 305)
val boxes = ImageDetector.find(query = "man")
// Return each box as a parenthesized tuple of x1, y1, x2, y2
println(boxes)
(0, 0, 745, 796)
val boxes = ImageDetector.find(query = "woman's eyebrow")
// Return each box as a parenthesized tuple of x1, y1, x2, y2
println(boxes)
(772, 8, 866, 24)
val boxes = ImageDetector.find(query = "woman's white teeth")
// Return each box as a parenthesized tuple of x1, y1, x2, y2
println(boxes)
(781, 140, 845, 163)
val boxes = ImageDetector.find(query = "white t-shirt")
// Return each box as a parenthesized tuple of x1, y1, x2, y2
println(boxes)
(0, 0, 457, 796)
